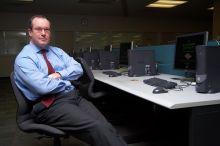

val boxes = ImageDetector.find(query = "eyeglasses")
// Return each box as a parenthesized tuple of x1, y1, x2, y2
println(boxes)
(32, 27, 51, 33)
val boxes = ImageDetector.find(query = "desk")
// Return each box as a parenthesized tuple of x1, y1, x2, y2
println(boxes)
(93, 70, 220, 109)
(93, 70, 220, 146)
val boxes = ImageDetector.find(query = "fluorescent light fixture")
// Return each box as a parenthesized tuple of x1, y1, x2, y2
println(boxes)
(17, 0, 34, 2)
(18, 32, 27, 36)
(112, 35, 121, 38)
(146, 0, 187, 8)
(147, 3, 176, 8)
(208, 7, 214, 10)
(156, 0, 187, 5)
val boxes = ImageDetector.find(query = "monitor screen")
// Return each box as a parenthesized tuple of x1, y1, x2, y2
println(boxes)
(119, 42, 131, 66)
(174, 31, 208, 71)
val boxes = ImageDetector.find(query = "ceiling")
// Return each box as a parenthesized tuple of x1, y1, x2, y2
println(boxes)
(0, 0, 214, 18)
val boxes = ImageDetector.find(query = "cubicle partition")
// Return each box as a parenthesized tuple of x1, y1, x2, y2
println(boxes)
(134, 40, 219, 76)
(135, 44, 185, 76)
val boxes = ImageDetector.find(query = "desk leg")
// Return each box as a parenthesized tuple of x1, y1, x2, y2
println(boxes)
(189, 104, 220, 146)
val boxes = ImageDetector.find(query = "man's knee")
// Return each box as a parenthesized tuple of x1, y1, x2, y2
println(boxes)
(90, 120, 117, 135)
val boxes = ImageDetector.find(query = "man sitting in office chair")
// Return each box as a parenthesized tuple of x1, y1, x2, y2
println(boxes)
(13, 14, 127, 146)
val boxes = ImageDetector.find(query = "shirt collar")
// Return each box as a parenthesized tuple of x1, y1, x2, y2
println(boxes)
(29, 41, 50, 53)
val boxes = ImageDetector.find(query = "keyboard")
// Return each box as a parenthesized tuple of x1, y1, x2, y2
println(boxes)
(143, 77, 177, 89)
(102, 71, 121, 76)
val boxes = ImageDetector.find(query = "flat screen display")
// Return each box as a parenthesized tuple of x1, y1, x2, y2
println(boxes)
(119, 42, 131, 66)
(174, 31, 208, 70)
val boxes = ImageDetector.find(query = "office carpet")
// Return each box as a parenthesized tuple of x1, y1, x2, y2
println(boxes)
(0, 77, 155, 146)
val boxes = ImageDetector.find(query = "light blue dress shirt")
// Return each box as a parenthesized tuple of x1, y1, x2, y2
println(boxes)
(14, 42, 83, 101)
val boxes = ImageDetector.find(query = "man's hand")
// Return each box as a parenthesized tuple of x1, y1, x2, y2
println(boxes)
(48, 72, 61, 79)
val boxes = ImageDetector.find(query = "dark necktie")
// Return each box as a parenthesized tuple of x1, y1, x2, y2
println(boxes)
(41, 49, 55, 108)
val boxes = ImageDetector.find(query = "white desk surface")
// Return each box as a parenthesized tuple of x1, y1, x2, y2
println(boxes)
(93, 70, 220, 109)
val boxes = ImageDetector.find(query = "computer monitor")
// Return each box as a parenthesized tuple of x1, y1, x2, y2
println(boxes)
(82, 51, 99, 69)
(174, 31, 208, 77)
(128, 49, 157, 77)
(119, 42, 132, 67)
(99, 50, 119, 70)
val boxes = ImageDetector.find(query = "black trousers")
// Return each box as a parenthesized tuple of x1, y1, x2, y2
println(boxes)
(32, 90, 127, 146)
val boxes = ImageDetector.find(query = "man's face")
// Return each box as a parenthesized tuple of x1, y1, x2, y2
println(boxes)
(28, 17, 51, 49)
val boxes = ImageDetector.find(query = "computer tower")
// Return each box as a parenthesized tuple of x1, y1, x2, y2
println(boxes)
(128, 50, 157, 77)
(196, 45, 220, 93)
(99, 50, 119, 70)
(82, 51, 99, 69)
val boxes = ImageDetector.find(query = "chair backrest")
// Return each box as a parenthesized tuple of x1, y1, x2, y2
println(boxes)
(75, 57, 105, 99)
(10, 72, 66, 136)
(10, 72, 33, 125)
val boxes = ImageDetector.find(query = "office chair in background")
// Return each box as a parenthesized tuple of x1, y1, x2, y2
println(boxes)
(76, 58, 145, 144)
(74, 57, 105, 99)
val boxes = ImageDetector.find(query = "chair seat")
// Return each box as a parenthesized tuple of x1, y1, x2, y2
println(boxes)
(19, 119, 66, 136)
(10, 72, 68, 146)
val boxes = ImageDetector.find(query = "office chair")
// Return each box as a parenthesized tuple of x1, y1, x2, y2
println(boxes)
(10, 58, 105, 146)
(75, 58, 144, 144)
(74, 57, 105, 99)
(10, 72, 67, 146)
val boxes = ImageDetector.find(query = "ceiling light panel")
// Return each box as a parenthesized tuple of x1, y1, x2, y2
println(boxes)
(157, 0, 187, 5)
(147, 3, 176, 8)
(208, 6, 214, 10)
(146, 0, 187, 8)
(17, 0, 34, 2)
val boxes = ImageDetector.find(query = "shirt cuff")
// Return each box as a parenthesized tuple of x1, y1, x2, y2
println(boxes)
(57, 70, 68, 79)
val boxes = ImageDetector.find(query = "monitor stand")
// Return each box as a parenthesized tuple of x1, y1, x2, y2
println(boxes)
(119, 64, 128, 68)
(183, 70, 196, 82)
(171, 70, 196, 82)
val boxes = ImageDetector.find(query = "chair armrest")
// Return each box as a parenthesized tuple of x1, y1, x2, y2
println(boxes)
(19, 119, 66, 136)
(70, 80, 80, 89)
(88, 90, 105, 99)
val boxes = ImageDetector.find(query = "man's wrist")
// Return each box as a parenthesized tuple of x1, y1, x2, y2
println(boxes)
(56, 72, 62, 77)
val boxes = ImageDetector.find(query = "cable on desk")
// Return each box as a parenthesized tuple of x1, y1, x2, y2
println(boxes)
(120, 72, 128, 76)
(170, 80, 197, 91)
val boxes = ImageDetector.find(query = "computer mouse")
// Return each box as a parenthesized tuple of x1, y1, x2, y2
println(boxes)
(108, 72, 121, 77)
(152, 87, 168, 94)
(109, 74, 117, 77)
